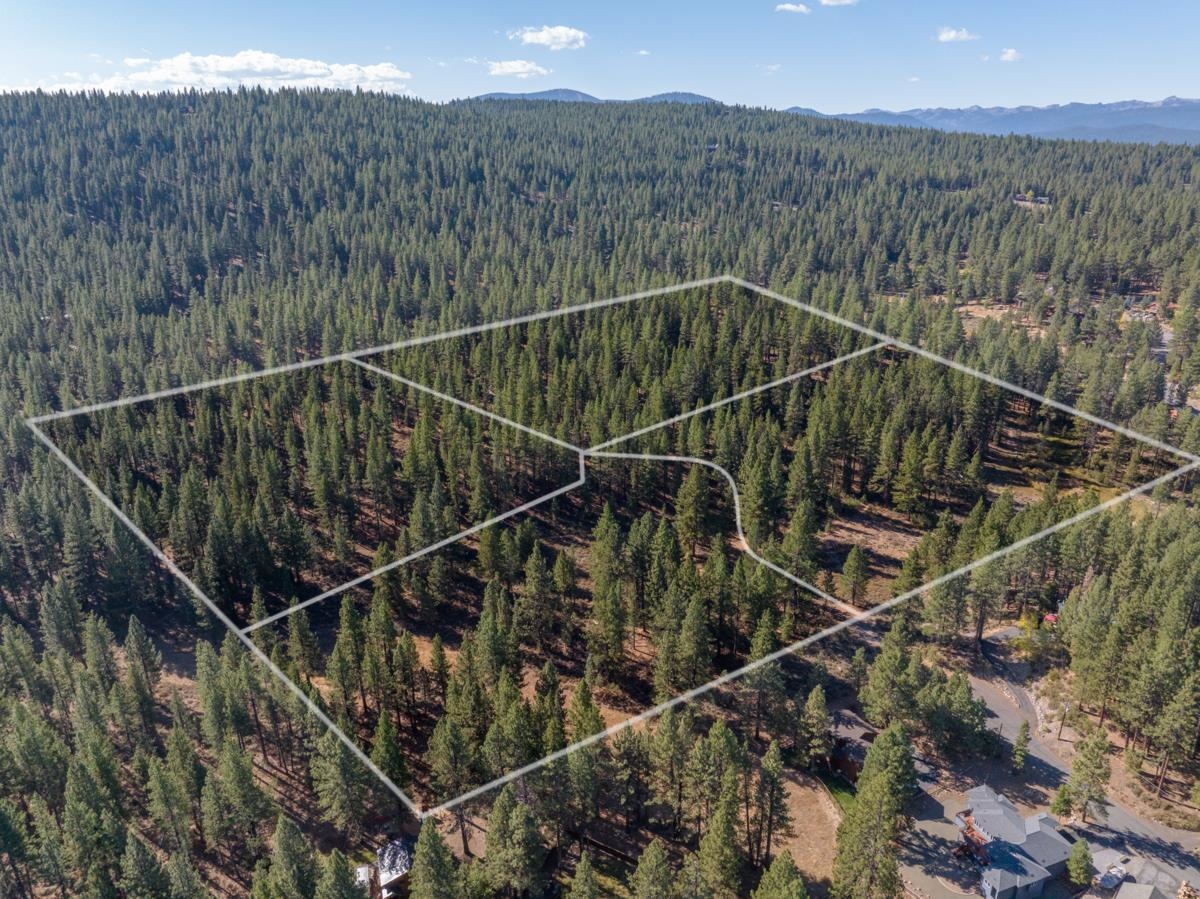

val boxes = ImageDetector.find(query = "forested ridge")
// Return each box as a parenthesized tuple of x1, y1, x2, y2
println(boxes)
(2, 89, 1200, 898)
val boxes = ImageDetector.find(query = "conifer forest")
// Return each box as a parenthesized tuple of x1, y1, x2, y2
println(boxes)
(2, 90, 1200, 898)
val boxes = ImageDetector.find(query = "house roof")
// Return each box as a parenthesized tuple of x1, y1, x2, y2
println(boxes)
(377, 837, 415, 885)
(1115, 885, 1168, 899)
(1020, 814, 1073, 869)
(961, 787, 1073, 869)
(981, 840, 1053, 894)
(960, 786, 1076, 895)
(964, 785, 1030, 844)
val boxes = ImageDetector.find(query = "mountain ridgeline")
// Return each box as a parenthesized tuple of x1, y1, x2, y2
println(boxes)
(474, 88, 1200, 143)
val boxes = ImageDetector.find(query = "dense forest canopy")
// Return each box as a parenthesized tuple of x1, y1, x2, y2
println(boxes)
(2, 89, 1200, 898)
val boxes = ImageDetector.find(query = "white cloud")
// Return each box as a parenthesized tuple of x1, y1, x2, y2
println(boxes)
(775, 3, 812, 13)
(1000, 47, 1022, 62)
(907, 76, 921, 83)
(819, 0, 858, 5)
(6, 49, 414, 93)
(759, 63, 783, 75)
(937, 26, 979, 42)
(508, 25, 589, 51)
(488, 59, 551, 79)
(636, 49, 651, 56)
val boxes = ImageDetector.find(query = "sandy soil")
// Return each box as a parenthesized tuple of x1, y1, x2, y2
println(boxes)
(778, 770, 842, 896)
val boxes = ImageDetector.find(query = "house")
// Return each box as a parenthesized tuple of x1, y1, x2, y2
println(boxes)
(1114, 885, 1169, 899)
(955, 786, 1075, 899)
(829, 708, 877, 783)
(377, 836, 416, 899)
(355, 864, 375, 897)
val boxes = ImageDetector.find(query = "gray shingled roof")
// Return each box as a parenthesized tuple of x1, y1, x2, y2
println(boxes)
(965, 785, 1027, 844)
(981, 841, 1052, 894)
(1020, 815, 1072, 869)
(1114, 885, 1169, 899)
(961, 786, 1076, 897)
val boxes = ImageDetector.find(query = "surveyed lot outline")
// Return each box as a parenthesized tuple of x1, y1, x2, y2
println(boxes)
(27, 275, 1200, 820)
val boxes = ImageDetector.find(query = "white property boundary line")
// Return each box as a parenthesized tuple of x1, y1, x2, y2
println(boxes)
(242, 343, 887, 633)
(25, 419, 423, 817)
(587, 451, 861, 618)
(728, 277, 1200, 465)
(241, 455, 588, 634)
(25, 274, 1200, 821)
(27, 276, 732, 424)
(426, 457, 1200, 817)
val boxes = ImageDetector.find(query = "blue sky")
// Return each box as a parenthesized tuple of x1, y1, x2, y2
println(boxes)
(2, 1, 1196, 110)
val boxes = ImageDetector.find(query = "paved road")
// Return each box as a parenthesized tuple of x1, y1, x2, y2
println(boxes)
(976, 630, 1200, 889)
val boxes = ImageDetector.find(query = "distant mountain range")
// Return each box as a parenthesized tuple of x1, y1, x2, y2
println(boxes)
(792, 96, 1200, 144)
(471, 90, 1200, 144)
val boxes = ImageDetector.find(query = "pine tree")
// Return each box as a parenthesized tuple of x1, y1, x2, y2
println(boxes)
(38, 579, 83, 656)
(1067, 838, 1093, 887)
(676, 464, 708, 559)
(370, 711, 410, 819)
(588, 580, 626, 676)
(678, 591, 712, 687)
(209, 740, 272, 855)
(567, 851, 599, 899)
(553, 550, 577, 601)
(429, 635, 449, 704)
(860, 621, 914, 728)
(753, 852, 809, 899)
(611, 727, 651, 830)
(315, 850, 363, 899)
(1050, 785, 1075, 818)
(263, 815, 318, 899)
(61, 502, 99, 601)
(515, 545, 556, 649)
(119, 832, 171, 899)
(1011, 721, 1030, 773)
(287, 607, 320, 685)
(0, 799, 29, 899)
(629, 839, 672, 899)
(165, 853, 208, 899)
(590, 504, 624, 595)
(840, 546, 869, 604)
(409, 820, 458, 899)
(311, 727, 368, 837)
(780, 500, 819, 586)
(61, 742, 126, 894)
(891, 433, 925, 518)
(29, 796, 69, 895)
(650, 707, 694, 836)
(145, 757, 191, 851)
(698, 770, 742, 899)
(123, 615, 162, 690)
(848, 648, 869, 697)
(751, 742, 793, 868)
(567, 676, 605, 832)
(484, 784, 544, 896)
(425, 716, 475, 852)
(830, 728, 907, 899)
(1066, 730, 1111, 823)
(745, 611, 784, 741)
(859, 726, 917, 820)
(679, 852, 715, 899)
(798, 685, 833, 769)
